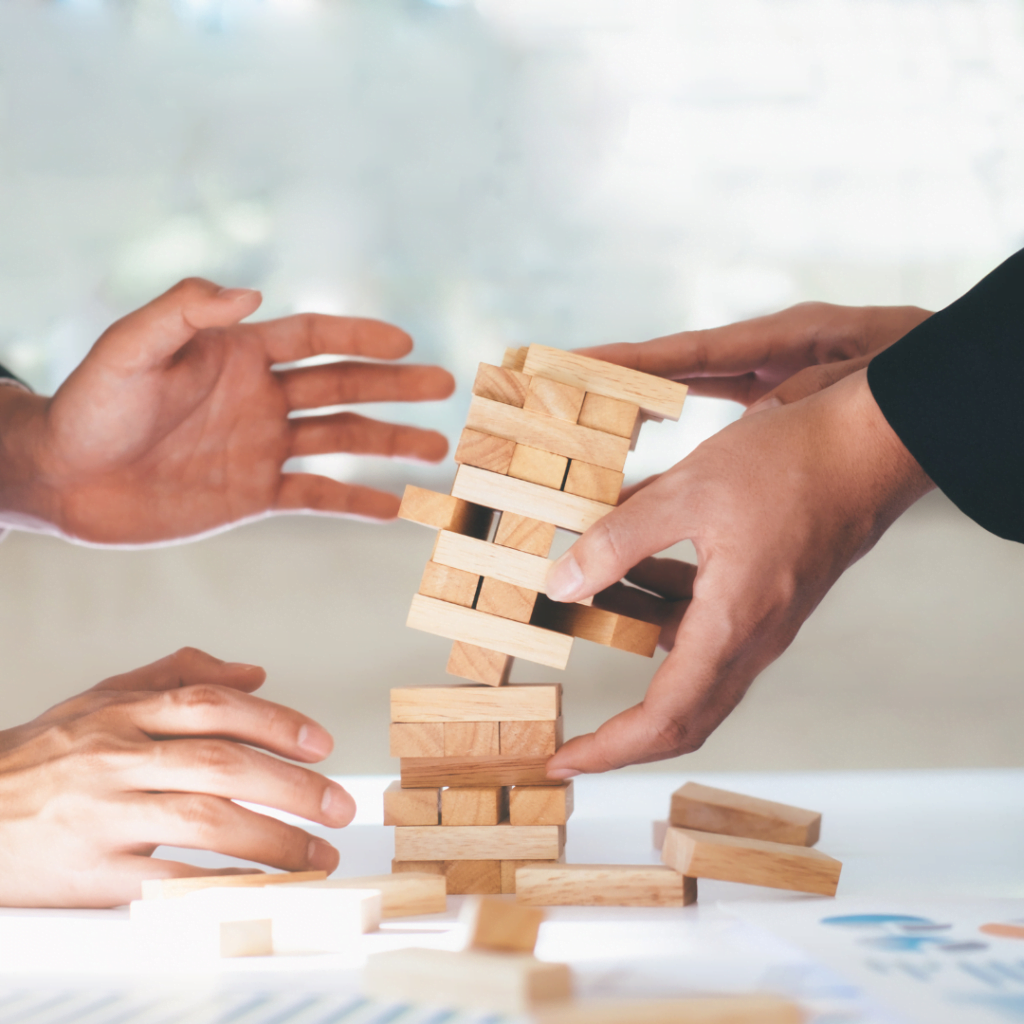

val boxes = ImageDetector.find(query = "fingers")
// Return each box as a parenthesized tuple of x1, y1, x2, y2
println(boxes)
(277, 361, 455, 411)
(289, 412, 449, 462)
(94, 647, 266, 694)
(96, 278, 262, 369)
(256, 314, 413, 364)
(676, 374, 772, 405)
(126, 684, 334, 764)
(743, 354, 872, 416)
(274, 473, 402, 521)
(625, 557, 698, 601)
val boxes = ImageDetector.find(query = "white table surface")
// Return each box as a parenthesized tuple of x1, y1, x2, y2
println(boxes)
(1, 769, 1022, 1024)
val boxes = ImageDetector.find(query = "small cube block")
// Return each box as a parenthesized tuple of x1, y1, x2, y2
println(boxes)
(383, 780, 439, 826)
(444, 721, 500, 757)
(494, 512, 556, 557)
(508, 445, 568, 490)
(419, 561, 480, 608)
(509, 782, 573, 826)
(461, 896, 544, 954)
(390, 722, 445, 758)
(441, 786, 508, 826)
(474, 363, 530, 407)
(577, 392, 641, 438)
(447, 641, 514, 686)
(500, 718, 563, 756)
(476, 577, 538, 624)
(563, 461, 624, 504)
(523, 377, 585, 423)
(455, 428, 516, 474)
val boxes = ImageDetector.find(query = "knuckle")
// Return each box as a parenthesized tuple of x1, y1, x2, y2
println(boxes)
(166, 683, 231, 717)
(174, 794, 229, 837)
(187, 739, 245, 776)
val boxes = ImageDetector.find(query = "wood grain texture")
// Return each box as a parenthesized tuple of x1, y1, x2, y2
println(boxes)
(401, 755, 564, 789)
(500, 718, 563, 756)
(445, 859, 503, 895)
(662, 827, 841, 896)
(522, 345, 688, 420)
(389, 722, 445, 758)
(301, 873, 446, 918)
(394, 824, 565, 861)
(452, 465, 613, 534)
(399, 485, 493, 537)
(418, 561, 480, 608)
(383, 780, 440, 826)
(522, 376, 585, 423)
(494, 512, 556, 556)
(477, 577, 538, 623)
(501, 855, 565, 895)
(462, 896, 544, 954)
(140, 870, 327, 900)
(531, 595, 659, 657)
(669, 782, 822, 847)
(455, 428, 516, 474)
(408, 594, 573, 669)
(473, 363, 530, 407)
(443, 721, 500, 757)
(502, 347, 529, 372)
(433, 530, 551, 592)
(509, 782, 573, 826)
(391, 684, 561, 723)
(508, 444, 569, 489)
(534, 996, 802, 1024)
(563, 461, 624, 504)
(466, 395, 629, 471)
(447, 641, 513, 686)
(515, 864, 695, 908)
(441, 786, 508, 826)
(577, 392, 640, 438)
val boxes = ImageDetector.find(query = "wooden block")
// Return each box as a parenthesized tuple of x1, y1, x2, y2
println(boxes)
(652, 819, 669, 851)
(392, 683, 561, 723)
(495, 511, 556, 556)
(477, 577, 538, 623)
(433, 530, 551, 592)
(515, 864, 695, 908)
(389, 722, 445, 758)
(444, 721, 500, 757)
(442, 786, 508, 826)
(669, 781, 822, 847)
(402, 755, 563, 789)
(445, 859, 503, 895)
(502, 346, 529, 372)
(395, 824, 565, 861)
(298, 873, 446, 918)
(500, 717, 563, 756)
(363, 947, 572, 1015)
(508, 444, 569, 489)
(523, 376, 585, 423)
(509, 782, 573, 826)
(220, 919, 273, 958)
(473, 363, 530, 407)
(455, 428, 516, 474)
(418, 561, 480, 608)
(534, 995, 803, 1024)
(399, 485, 492, 538)
(662, 827, 842, 896)
(467, 395, 629, 471)
(447, 641, 513, 686)
(392, 859, 446, 879)
(501, 855, 565, 894)
(140, 870, 327, 900)
(461, 895, 545, 954)
(131, 897, 273, 959)
(453, 465, 613, 534)
(383, 779, 440, 826)
(522, 345, 688, 420)
(531, 595, 659, 657)
(564, 461, 623, 504)
(408, 594, 573, 670)
(577, 392, 641, 438)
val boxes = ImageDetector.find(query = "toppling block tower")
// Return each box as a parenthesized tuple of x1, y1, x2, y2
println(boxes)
(390, 345, 688, 894)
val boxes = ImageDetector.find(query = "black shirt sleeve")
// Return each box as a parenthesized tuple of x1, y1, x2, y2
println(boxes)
(0, 363, 26, 388)
(867, 247, 1024, 544)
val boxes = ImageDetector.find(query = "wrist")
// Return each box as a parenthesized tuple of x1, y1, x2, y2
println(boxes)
(0, 387, 58, 532)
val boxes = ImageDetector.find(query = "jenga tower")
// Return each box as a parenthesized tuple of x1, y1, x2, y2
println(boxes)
(386, 345, 688, 894)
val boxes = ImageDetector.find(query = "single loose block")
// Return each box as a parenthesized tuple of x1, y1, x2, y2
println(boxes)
(669, 781, 822, 847)
(444, 721, 500, 757)
(501, 855, 565, 894)
(298, 872, 446, 918)
(395, 823, 565, 861)
(500, 718, 563, 757)
(495, 511, 557, 557)
(392, 683, 561, 723)
(462, 895, 545, 954)
(140, 870, 327, 901)
(383, 780, 440, 826)
(661, 827, 841, 896)
(509, 782, 573, 826)
(447, 641, 514, 686)
(576, 392, 641, 439)
(473, 363, 530, 407)
(399, 485, 492, 537)
(419, 561, 480, 608)
(515, 864, 695, 908)
(389, 722, 445, 758)
(402, 755, 562, 789)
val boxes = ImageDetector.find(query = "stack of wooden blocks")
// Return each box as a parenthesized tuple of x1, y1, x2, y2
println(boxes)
(387, 345, 688, 894)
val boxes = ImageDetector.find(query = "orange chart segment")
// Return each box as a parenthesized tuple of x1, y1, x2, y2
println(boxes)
(980, 923, 1024, 940)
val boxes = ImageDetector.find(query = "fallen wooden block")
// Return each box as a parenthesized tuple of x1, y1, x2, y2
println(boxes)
(395, 823, 565, 861)
(294, 873, 445, 918)
(462, 895, 545, 954)
(532, 595, 659, 657)
(576, 392, 641, 439)
(433, 529, 551, 592)
(522, 375, 586, 423)
(408, 594, 573, 670)
(383, 779, 440, 826)
(444, 721, 500, 757)
(509, 782, 573, 826)
(132, 893, 272, 958)
(392, 683, 561, 723)
(389, 722, 445, 758)
(495, 511, 557, 556)
(363, 947, 572, 1015)
(477, 577, 539, 623)
(392, 858, 503, 895)
(500, 718, 563, 757)
(501, 855, 565, 894)
(455, 427, 516, 474)
(662, 827, 841, 896)
(441, 785, 508, 826)
(669, 782, 822, 847)
(402, 754, 562, 789)
(452, 465, 614, 534)
(398, 485, 493, 537)
(522, 345, 688, 420)
(140, 870, 327, 900)
(447, 640, 514, 686)
(474, 362, 530, 406)
(515, 864, 695, 908)
(533, 995, 803, 1024)
(563, 460, 624, 505)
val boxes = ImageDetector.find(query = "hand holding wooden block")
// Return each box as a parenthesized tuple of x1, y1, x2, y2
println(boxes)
(461, 895, 545, 953)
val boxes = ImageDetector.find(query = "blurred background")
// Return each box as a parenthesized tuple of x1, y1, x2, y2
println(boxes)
(1, 0, 1023, 773)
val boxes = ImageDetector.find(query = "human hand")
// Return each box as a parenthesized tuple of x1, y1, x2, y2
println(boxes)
(0, 278, 454, 544)
(0, 647, 354, 908)
(543, 370, 934, 775)
(579, 302, 931, 414)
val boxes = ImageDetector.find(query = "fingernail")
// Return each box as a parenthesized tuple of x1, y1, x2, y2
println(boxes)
(216, 287, 260, 301)
(297, 723, 333, 759)
(546, 553, 585, 603)
(226, 662, 263, 673)
(307, 838, 337, 872)
(546, 768, 581, 780)
(742, 395, 781, 417)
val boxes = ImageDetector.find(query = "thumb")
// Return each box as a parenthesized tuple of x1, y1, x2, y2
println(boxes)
(96, 277, 262, 370)
(743, 353, 872, 417)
